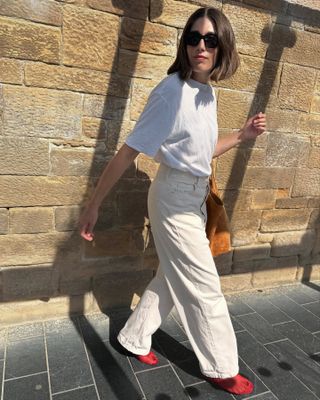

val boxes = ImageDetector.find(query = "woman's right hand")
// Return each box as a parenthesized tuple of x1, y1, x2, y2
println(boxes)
(78, 203, 99, 241)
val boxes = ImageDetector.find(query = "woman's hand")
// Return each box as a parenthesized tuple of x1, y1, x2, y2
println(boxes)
(78, 203, 99, 241)
(239, 112, 267, 141)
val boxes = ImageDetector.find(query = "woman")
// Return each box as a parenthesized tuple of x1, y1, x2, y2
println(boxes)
(79, 7, 266, 396)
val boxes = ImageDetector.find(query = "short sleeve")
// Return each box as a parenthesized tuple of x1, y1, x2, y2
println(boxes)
(125, 92, 174, 157)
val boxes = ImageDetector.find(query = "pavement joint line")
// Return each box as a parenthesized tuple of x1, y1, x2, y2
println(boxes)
(43, 321, 53, 400)
(127, 356, 148, 399)
(77, 316, 102, 400)
(0, 329, 7, 400)
(271, 319, 294, 326)
(232, 311, 257, 317)
(4, 370, 48, 382)
(262, 338, 288, 346)
(134, 363, 171, 374)
(301, 300, 320, 306)
(52, 384, 95, 397)
(244, 391, 278, 400)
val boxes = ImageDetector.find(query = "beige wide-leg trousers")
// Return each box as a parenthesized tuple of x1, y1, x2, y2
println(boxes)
(117, 163, 239, 378)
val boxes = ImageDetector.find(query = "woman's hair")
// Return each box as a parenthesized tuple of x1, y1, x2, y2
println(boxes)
(167, 7, 240, 82)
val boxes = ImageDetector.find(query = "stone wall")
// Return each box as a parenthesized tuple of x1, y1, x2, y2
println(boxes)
(0, 0, 319, 324)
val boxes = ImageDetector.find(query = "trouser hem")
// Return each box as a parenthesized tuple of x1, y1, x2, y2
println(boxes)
(117, 332, 150, 356)
(201, 367, 239, 379)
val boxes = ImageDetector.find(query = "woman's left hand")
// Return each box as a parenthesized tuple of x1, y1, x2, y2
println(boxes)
(240, 112, 267, 141)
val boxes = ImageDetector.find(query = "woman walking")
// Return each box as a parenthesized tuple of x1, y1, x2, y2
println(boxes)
(79, 7, 266, 396)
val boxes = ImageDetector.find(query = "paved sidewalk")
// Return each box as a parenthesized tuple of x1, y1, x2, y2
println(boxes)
(0, 281, 319, 400)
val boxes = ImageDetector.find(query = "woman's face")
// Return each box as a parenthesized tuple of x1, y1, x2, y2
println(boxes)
(186, 17, 218, 82)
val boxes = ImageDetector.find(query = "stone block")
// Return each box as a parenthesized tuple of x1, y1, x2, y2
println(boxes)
(271, 230, 316, 257)
(217, 90, 254, 129)
(233, 243, 271, 263)
(117, 191, 148, 227)
(121, 17, 177, 57)
(308, 209, 320, 228)
(0, 231, 82, 266)
(219, 55, 280, 96)
(297, 263, 320, 282)
(3, 85, 82, 139)
(242, 0, 287, 12)
(1, 264, 57, 301)
(278, 64, 317, 111)
(82, 117, 108, 141)
(118, 49, 174, 80)
(267, 24, 320, 69)
(257, 233, 274, 243)
(308, 198, 320, 208)
(292, 169, 320, 197)
(0, 209, 8, 234)
(220, 272, 253, 294)
(311, 95, 320, 113)
(233, 256, 276, 274)
(243, 167, 295, 189)
(0, 58, 23, 84)
(230, 210, 261, 246)
(252, 256, 299, 288)
(221, 190, 252, 212)
(142, 254, 159, 271)
(308, 147, 320, 169)
(55, 206, 81, 232)
(63, 5, 120, 71)
(266, 132, 310, 167)
(137, 154, 159, 179)
(251, 190, 276, 210)
(214, 251, 233, 276)
(248, 149, 266, 166)
(92, 269, 153, 309)
(298, 113, 320, 135)
(0, 137, 49, 175)
(150, 0, 199, 28)
(0, 176, 91, 207)
(9, 207, 54, 234)
(0, 0, 62, 26)
(59, 279, 92, 296)
(83, 94, 130, 121)
(264, 106, 300, 133)
(25, 63, 131, 98)
(107, 120, 135, 151)
(130, 77, 159, 121)
(276, 197, 309, 209)
(261, 209, 311, 232)
(0, 16, 61, 63)
(87, 0, 150, 20)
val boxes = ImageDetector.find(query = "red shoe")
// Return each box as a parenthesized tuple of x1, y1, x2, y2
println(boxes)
(135, 351, 159, 365)
(207, 374, 254, 395)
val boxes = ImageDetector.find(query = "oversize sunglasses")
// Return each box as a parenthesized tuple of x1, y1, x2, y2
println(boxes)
(185, 31, 219, 49)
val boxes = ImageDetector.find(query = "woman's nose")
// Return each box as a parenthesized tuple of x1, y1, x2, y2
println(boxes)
(197, 38, 206, 50)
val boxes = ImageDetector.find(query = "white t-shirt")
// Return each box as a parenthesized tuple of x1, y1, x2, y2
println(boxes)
(125, 72, 218, 177)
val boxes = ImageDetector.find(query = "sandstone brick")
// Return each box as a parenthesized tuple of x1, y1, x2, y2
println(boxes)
(216, 148, 249, 189)
(251, 190, 276, 210)
(261, 209, 311, 232)
(82, 117, 108, 141)
(248, 149, 266, 166)
(221, 190, 252, 212)
(230, 210, 261, 246)
(233, 243, 271, 263)
(63, 5, 120, 71)
(297, 262, 320, 282)
(242, 0, 287, 13)
(50, 146, 107, 177)
(276, 197, 309, 209)
(117, 191, 148, 227)
(266, 132, 310, 167)
(0, 0, 62, 26)
(9, 207, 54, 234)
(220, 55, 280, 96)
(223, 3, 271, 58)
(292, 169, 320, 197)
(220, 272, 253, 294)
(59, 279, 91, 296)
(25, 63, 131, 97)
(243, 167, 295, 189)
(214, 251, 233, 276)
(313, 229, 320, 254)
(308, 209, 320, 228)
(130, 77, 159, 121)
(298, 113, 320, 135)
(308, 197, 320, 208)
(308, 147, 320, 168)
(0, 209, 8, 234)
(87, 0, 149, 20)
(118, 49, 174, 80)
(276, 189, 290, 199)
(142, 254, 159, 271)
(271, 14, 304, 30)
(3, 85, 82, 139)
(0, 16, 61, 63)
(150, 0, 199, 28)
(233, 256, 276, 274)
(137, 154, 159, 179)
(264, 107, 300, 133)
(257, 233, 274, 243)
(0, 232, 81, 266)
(55, 206, 81, 232)
(252, 256, 299, 288)
(271, 230, 316, 257)
(0, 58, 23, 84)
(278, 64, 317, 111)
(83, 94, 130, 121)
(92, 269, 153, 309)
(311, 95, 320, 114)
(107, 120, 135, 151)
(121, 17, 177, 57)
(287, 1, 320, 27)
(217, 90, 254, 129)
(268, 24, 320, 69)
(0, 137, 49, 175)
(1, 264, 57, 301)
(0, 176, 91, 207)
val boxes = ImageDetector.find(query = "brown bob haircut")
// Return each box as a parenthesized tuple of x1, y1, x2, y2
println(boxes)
(167, 7, 240, 82)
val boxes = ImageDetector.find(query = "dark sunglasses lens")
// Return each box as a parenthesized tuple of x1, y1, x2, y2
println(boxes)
(185, 32, 218, 48)
(205, 34, 218, 48)
(185, 32, 201, 46)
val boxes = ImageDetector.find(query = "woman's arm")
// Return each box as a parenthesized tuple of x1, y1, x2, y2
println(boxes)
(79, 143, 139, 240)
(213, 112, 266, 158)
